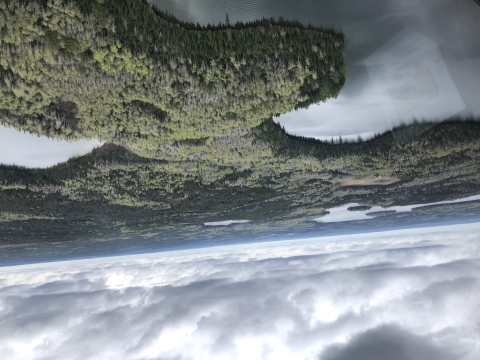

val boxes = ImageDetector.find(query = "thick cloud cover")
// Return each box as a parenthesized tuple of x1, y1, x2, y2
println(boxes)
(0, 223, 479, 360)
(321, 325, 455, 360)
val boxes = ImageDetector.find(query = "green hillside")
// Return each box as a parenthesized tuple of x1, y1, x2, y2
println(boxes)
(0, 0, 345, 157)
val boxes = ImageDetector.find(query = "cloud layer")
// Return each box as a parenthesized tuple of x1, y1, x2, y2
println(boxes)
(0, 223, 479, 360)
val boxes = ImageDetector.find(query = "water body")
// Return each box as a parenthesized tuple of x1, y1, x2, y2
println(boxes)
(0, 126, 103, 168)
(151, 0, 480, 140)
(204, 220, 251, 226)
(314, 194, 480, 223)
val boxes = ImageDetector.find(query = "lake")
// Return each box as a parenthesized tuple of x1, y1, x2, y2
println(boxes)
(314, 194, 480, 223)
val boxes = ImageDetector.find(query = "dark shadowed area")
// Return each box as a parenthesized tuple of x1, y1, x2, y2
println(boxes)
(321, 325, 456, 360)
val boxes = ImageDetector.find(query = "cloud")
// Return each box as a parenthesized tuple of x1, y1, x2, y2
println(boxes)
(0, 126, 103, 168)
(0, 223, 479, 360)
(320, 325, 455, 360)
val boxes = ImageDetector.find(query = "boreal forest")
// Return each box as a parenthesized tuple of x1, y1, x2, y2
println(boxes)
(1, 0, 480, 262)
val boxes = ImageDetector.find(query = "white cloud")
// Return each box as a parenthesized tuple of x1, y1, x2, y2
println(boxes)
(0, 223, 479, 360)
(276, 28, 466, 141)
(0, 126, 102, 168)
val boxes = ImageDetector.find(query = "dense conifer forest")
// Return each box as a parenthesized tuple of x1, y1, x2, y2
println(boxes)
(1, 0, 480, 258)
(0, 0, 345, 157)
(1, 118, 480, 243)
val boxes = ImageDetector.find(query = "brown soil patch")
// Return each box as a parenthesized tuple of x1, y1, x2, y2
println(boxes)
(340, 177, 400, 187)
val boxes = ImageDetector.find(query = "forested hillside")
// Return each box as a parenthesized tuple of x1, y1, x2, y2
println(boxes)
(1, 0, 479, 253)
(0, 0, 345, 157)
(1, 119, 479, 233)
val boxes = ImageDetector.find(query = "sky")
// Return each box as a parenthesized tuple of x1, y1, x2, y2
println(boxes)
(0, 126, 103, 168)
(1, 222, 479, 360)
